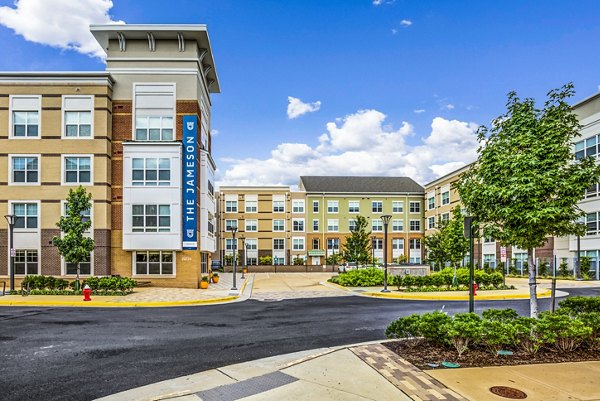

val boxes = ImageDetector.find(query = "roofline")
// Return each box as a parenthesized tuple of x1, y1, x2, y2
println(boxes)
(304, 191, 424, 196)
(572, 91, 600, 109)
(0, 71, 114, 86)
(424, 163, 473, 188)
(218, 186, 291, 191)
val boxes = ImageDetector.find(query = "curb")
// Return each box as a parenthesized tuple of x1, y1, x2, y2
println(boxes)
(359, 288, 554, 301)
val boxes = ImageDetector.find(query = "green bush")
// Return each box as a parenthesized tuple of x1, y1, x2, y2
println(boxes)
(558, 296, 600, 314)
(538, 312, 591, 352)
(480, 319, 516, 354)
(337, 268, 384, 287)
(579, 312, 600, 350)
(385, 314, 422, 342)
(558, 261, 569, 277)
(22, 275, 136, 295)
(402, 275, 416, 289)
(482, 308, 518, 322)
(513, 317, 544, 356)
(293, 257, 305, 266)
(444, 313, 481, 357)
(259, 255, 272, 265)
(418, 311, 452, 345)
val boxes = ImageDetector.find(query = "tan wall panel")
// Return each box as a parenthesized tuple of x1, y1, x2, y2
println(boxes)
(2, 139, 111, 154)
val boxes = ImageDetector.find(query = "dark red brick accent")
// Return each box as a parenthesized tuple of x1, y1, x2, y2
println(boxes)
(93, 229, 111, 275)
(41, 230, 62, 275)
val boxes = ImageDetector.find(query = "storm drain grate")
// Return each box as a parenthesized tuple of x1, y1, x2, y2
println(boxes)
(489, 386, 527, 399)
(197, 371, 297, 401)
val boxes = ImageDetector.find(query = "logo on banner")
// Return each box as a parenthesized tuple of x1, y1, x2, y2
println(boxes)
(187, 229, 194, 238)
(187, 121, 195, 130)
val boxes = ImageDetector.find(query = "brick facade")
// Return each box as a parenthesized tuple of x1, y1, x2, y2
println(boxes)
(93, 229, 111, 276)
(41, 229, 61, 275)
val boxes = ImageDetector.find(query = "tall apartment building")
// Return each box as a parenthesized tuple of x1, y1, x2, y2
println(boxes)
(299, 176, 425, 266)
(0, 24, 219, 288)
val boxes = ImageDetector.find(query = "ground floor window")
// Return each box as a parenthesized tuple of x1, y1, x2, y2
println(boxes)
(15, 249, 38, 275)
(135, 251, 174, 275)
(483, 254, 496, 268)
(66, 253, 91, 275)
(201, 253, 208, 274)
(247, 257, 257, 266)
(273, 256, 285, 265)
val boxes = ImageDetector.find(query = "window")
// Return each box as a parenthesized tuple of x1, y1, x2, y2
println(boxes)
(132, 158, 170, 186)
(586, 136, 597, 158)
(427, 197, 435, 210)
(66, 255, 92, 275)
(312, 238, 320, 249)
(64, 156, 91, 184)
(135, 251, 174, 275)
(225, 238, 237, 251)
(327, 219, 339, 232)
(245, 219, 257, 232)
(15, 250, 38, 275)
(135, 116, 174, 141)
(292, 218, 304, 232)
(273, 200, 285, 213)
(327, 238, 340, 250)
(392, 238, 404, 251)
(587, 212, 598, 235)
(575, 140, 585, 160)
(13, 203, 37, 229)
(273, 219, 285, 231)
(292, 200, 305, 213)
(372, 238, 383, 250)
(484, 254, 496, 268)
(11, 156, 38, 184)
(208, 181, 215, 197)
(410, 256, 422, 264)
(392, 201, 404, 213)
(313, 219, 319, 232)
(441, 213, 450, 223)
(349, 219, 357, 232)
(63, 95, 93, 138)
(225, 219, 237, 231)
(246, 239, 257, 250)
(392, 219, 403, 232)
(273, 239, 285, 250)
(372, 219, 383, 232)
(484, 236, 495, 243)
(132, 204, 170, 232)
(409, 202, 420, 213)
(327, 200, 339, 213)
(225, 200, 237, 212)
(372, 201, 383, 213)
(410, 220, 421, 231)
(428, 216, 435, 229)
(245, 201, 257, 213)
(10, 95, 40, 138)
(63, 203, 92, 231)
(134, 84, 175, 141)
(292, 237, 305, 251)
(410, 238, 421, 250)
(349, 201, 360, 213)
(313, 200, 319, 212)
(441, 191, 450, 205)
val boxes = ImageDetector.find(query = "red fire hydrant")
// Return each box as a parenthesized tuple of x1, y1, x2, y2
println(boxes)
(83, 284, 92, 302)
(473, 283, 478, 296)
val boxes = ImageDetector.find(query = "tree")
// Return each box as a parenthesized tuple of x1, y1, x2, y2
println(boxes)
(442, 206, 470, 268)
(424, 221, 447, 271)
(342, 215, 372, 265)
(52, 186, 95, 290)
(456, 83, 600, 317)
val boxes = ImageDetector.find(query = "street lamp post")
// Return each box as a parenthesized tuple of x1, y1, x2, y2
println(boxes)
(381, 215, 392, 293)
(229, 225, 238, 291)
(240, 236, 246, 279)
(371, 236, 376, 268)
(4, 214, 15, 293)
(464, 216, 475, 313)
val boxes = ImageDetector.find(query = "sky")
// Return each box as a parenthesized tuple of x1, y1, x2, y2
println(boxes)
(1, 0, 600, 188)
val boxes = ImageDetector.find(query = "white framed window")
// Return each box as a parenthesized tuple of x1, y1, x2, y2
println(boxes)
(441, 191, 450, 205)
(245, 200, 257, 213)
(273, 238, 285, 250)
(587, 212, 598, 235)
(349, 219, 357, 232)
(292, 218, 305, 232)
(428, 216, 435, 229)
(327, 200, 339, 213)
(273, 200, 285, 213)
(327, 238, 340, 250)
(410, 256, 422, 264)
(12, 202, 38, 230)
(372, 219, 383, 232)
(441, 213, 450, 223)
(225, 200, 237, 212)
(292, 200, 305, 213)
(313, 219, 319, 232)
(484, 236, 495, 243)
(372, 201, 383, 213)
(246, 238, 257, 250)
(66, 254, 92, 275)
(9, 95, 41, 138)
(410, 220, 421, 232)
(134, 251, 175, 275)
(245, 219, 257, 232)
(392, 201, 404, 213)
(484, 254, 496, 268)
(9, 155, 39, 185)
(62, 201, 92, 233)
(428, 197, 435, 210)
(349, 200, 360, 213)
(392, 238, 404, 250)
(14, 250, 39, 275)
(410, 238, 421, 250)
(273, 219, 285, 231)
(132, 158, 170, 186)
(133, 83, 175, 141)
(62, 95, 93, 138)
(132, 204, 171, 232)
(392, 219, 403, 232)
(225, 219, 237, 231)
(292, 237, 305, 251)
(327, 219, 339, 232)
(225, 238, 237, 251)
(62, 155, 92, 185)
(312, 238, 320, 250)
(372, 238, 383, 250)
(313, 200, 319, 213)
(409, 201, 420, 213)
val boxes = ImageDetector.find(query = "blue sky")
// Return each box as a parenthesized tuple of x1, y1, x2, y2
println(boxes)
(1, 0, 599, 187)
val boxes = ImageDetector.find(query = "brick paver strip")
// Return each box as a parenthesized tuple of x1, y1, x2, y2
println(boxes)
(351, 344, 468, 401)
(196, 371, 297, 401)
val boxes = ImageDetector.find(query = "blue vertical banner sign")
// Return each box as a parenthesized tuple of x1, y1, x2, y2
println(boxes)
(182, 115, 198, 250)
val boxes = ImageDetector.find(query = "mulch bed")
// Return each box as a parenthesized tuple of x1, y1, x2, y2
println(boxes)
(384, 340, 600, 370)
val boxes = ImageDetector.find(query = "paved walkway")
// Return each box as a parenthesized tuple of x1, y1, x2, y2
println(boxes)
(250, 273, 348, 301)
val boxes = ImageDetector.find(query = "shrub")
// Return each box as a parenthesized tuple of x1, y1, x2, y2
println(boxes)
(430, 273, 445, 288)
(558, 296, 600, 314)
(480, 319, 516, 354)
(482, 308, 518, 322)
(293, 257, 305, 266)
(538, 312, 592, 352)
(385, 314, 422, 344)
(444, 313, 481, 357)
(401, 275, 416, 289)
(579, 312, 600, 350)
(513, 317, 546, 356)
(337, 268, 384, 287)
(259, 255, 272, 265)
(558, 261, 569, 277)
(418, 311, 452, 345)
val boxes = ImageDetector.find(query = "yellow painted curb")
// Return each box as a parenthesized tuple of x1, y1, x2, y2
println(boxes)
(360, 289, 553, 301)
(320, 281, 352, 292)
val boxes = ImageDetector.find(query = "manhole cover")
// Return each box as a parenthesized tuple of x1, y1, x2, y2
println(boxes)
(489, 386, 527, 399)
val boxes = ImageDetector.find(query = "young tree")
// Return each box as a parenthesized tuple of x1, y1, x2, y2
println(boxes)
(424, 221, 447, 271)
(442, 206, 470, 268)
(456, 83, 600, 317)
(52, 186, 95, 289)
(342, 215, 372, 265)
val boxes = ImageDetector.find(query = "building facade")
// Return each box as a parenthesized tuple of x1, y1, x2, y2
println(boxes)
(0, 24, 220, 288)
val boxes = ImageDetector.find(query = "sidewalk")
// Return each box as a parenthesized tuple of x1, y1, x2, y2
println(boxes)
(0, 273, 251, 307)
(95, 341, 600, 401)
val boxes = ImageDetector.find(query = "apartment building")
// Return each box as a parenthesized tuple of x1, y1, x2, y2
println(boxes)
(0, 24, 219, 288)
(299, 176, 425, 266)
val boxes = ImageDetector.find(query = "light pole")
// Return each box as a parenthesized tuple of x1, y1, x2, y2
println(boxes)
(4, 214, 15, 293)
(381, 215, 392, 293)
(240, 235, 246, 279)
(464, 216, 475, 313)
(229, 225, 238, 291)
(371, 236, 376, 268)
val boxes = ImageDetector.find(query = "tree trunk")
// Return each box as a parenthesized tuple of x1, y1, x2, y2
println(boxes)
(528, 248, 538, 318)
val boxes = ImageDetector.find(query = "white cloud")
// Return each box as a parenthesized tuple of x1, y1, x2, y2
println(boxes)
(400, 19, 413, 27)
(391, 29, 398, 35)
(211, 129, 220, 137)
(373, 0, 383, 4)
(218, 110, 479, 187)
(442, 103, 455, 110)
(0, 0, 124, 59)
(287, 96, 322, 119)
(414, 109, 426, 114)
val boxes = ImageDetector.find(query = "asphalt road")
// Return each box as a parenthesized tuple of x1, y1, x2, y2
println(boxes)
(1, 287, 599, 401)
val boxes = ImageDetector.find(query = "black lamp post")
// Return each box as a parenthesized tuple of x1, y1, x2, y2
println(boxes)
(240, 236, 246, 279)
(371, 236, 376, 268)
(229, 225, 238, 291)
(4, 214, 15, 293)
(381, 215, 392, 293)
(464, 216, 475, 313)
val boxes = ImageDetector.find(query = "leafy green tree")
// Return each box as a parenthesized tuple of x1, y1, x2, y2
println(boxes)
(52, 186, 95, 290)
(424, 221, 447, 271)
(441, 206, 470, 268)
(342, 215, 372, 265)
(456, 83, 600, 317)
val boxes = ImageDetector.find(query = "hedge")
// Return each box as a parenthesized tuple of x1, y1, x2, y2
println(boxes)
(21, 275, 137, 295)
